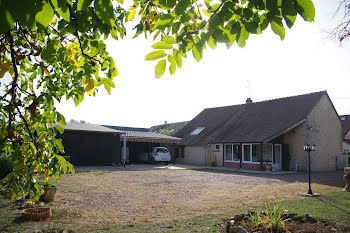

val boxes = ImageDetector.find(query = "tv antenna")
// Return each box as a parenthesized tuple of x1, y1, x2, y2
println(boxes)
(246, 80, 251, 98)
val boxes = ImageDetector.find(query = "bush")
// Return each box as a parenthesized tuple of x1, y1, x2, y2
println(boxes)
(0, 156, 13, 179)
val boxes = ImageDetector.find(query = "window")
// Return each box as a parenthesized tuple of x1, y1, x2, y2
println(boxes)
(190, 127, 205, 135)
(215, 144, 220, 150)
(175, 147, 180, 158)
(224, 144, 240, 161)
(252, 144, 261, 162)
(242, 144, 262, 163)
(263, 144, 273, 162)
(243, 144, 251, 161)
(341, 116, 346, 121)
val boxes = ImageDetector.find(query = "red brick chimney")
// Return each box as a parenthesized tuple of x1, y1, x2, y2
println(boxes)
(246, 97, 253, 104)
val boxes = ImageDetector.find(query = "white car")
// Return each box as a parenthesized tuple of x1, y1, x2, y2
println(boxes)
(150, 147, 171, 163)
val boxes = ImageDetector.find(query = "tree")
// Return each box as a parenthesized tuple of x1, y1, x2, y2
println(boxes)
(331, 0, 350, 42)
(0, 0, 315, 200)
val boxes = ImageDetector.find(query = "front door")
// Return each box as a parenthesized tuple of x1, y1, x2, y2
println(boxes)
(274, 144, 282, 170)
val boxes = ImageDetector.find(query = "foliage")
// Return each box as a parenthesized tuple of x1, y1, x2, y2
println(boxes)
(248, 202, 289, 233)
(158, 128, 174, 136)
(0, 0, 314, 201)
(0, 155, 13, 179)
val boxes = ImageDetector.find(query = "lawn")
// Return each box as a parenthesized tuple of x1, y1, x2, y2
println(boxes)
(0, 169, 349, 232)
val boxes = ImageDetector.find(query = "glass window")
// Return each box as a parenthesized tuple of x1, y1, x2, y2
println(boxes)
(225, 144, 232, 161)
(263, 144, 273, 162)
(232, 145, 240, 161)
(215, 144, 220, 150)
(190, 127, 205, 135)
(243, 145, 250, 161)
(252, 144, 261, 162)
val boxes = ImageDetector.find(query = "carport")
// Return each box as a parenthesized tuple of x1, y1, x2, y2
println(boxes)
(104, 126, 181, 163)
(59, 122, 123, 165)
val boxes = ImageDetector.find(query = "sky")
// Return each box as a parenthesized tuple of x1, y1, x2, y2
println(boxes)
(54, 0, 350, 128)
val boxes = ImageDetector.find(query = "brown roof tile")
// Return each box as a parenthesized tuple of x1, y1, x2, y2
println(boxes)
(176, 91, 326, 146)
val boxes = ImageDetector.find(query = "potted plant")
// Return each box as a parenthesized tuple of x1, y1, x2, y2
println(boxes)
(41, 181, 57, 202)
(264, 161, 272, 171)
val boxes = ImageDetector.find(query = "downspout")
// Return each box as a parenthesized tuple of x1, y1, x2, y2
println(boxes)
(204, 142, 210, 166)
(123, 135, 127, 168)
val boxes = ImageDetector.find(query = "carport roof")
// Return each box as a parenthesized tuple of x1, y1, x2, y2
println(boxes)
(62, 122, 124, 134)
(104, 126, 181, 144)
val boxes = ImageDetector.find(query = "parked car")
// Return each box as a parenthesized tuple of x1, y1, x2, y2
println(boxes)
(150, 147, 171, 163)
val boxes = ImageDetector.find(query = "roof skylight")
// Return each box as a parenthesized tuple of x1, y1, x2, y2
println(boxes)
(190, 127, 205, 135)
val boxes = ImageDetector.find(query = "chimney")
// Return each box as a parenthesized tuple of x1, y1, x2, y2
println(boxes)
(246, 97, 253, 104)
(164, 120, 168, 125)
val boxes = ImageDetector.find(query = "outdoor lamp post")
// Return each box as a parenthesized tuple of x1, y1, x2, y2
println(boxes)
(304, 144, 316, 195)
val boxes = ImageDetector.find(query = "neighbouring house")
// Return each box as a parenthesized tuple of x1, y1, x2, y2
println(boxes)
(103, 125, 181, 163)
(174, 91, 342, 172)
(149, 121, 189, 135)
(340, 115, 350, 154)
(59, 122, 123, 165)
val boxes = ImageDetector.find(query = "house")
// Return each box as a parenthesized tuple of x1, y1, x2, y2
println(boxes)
(340, 115, 350, 154)
(59, 122, 123, 165)
(174, 91, 342, 172)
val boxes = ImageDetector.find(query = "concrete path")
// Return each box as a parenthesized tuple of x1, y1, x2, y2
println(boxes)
(74, 163, 299, 174)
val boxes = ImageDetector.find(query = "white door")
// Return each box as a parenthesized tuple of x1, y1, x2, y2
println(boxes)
(274, 144, 282, 170)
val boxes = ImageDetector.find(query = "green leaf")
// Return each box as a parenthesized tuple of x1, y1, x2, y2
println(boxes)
(192, 44, 202, 63)
(35, 1, 54, 27)
(152, 42, 173, 49)
(155, 14, 174, 29)
(159, 0, 176, 10)
(270, 18, 285, 40)
(94, 0, 115, 26)
(155, 59, 166, 79)
(282, 0, 297, 28)
(173, 50, 182, 68)
(174, 0, 191, 16)
(162, 36, 176, 44)
(144, 50, 167, 61)
(51, 0, 70, 22)
(77, 0, 90, 11)
(208, 36, 216, 50)
(168, 55, 176, 75)
(295, 0, 315, 22)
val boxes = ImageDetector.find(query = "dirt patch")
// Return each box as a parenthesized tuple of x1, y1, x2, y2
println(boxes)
(220, 212, 350, 233)
(47, 170, 342, 226)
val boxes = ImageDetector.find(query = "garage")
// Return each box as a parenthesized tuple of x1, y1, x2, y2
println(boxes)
(59, 122, 123, 165)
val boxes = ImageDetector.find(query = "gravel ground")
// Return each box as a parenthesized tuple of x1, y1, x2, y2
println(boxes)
(48, 169, 344, 226)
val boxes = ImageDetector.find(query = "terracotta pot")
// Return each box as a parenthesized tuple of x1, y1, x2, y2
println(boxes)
(21, 207, 52, 221)
(344, 167, 350, 176)
(42, 185, 57, 202)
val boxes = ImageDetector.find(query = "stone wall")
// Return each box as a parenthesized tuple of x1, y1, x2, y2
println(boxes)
(175, 146, 206, 165)
(305, 95, 343, 172)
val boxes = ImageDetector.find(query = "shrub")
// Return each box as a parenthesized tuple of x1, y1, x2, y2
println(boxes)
(248, 202, 289, 233)
(0, 155, 13, 179)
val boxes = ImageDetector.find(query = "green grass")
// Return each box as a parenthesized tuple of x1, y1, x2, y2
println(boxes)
(1, 190, 349, 233)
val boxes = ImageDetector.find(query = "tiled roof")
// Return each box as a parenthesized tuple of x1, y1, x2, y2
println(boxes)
(63, 122, 123, 134)
(175, 91, 327, 146)
(340, 115, 350, 138)
(149, 121, 189, 133)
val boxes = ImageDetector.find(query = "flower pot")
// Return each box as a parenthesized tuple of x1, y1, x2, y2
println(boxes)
(344, 167, 350, 176)
(42, 185, 57, 202)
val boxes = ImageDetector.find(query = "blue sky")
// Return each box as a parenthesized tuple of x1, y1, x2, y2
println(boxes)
(53, 1, 349, 127)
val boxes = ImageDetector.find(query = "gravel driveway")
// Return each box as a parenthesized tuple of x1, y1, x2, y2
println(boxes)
(49, 168, 344, 226)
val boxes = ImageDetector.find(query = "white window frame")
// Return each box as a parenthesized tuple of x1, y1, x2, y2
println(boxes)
(224, 144, 240, 162)
(242, 143, 261, 164)
(214, 144, 220, 150)
(262, 143, 273, 164)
